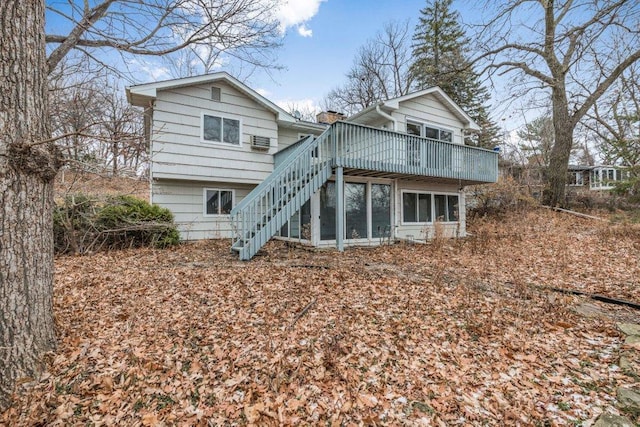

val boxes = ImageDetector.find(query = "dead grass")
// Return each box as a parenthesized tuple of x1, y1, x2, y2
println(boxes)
(2, 208, 640, 426)
(55, 170, 149, 200)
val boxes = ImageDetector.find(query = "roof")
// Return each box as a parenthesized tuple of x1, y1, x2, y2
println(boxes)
(568, 164, 626, 171)
(347, 87, 481, 131)
(126, 72, 325, 129)
(568, 165, 594, 171)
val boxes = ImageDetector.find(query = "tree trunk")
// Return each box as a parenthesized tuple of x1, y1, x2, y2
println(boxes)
(112, 136, 119, 176)
(543, 86, 574, 207)
(0, 0, 59, 411)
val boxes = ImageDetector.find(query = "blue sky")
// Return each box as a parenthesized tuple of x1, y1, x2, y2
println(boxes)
(251, 0, 428, 108)
(45, 0, 488, 116)
(250, 0, 469, 112)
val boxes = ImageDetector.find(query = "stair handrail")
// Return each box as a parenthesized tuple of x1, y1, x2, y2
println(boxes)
(230, 133, 321, 216)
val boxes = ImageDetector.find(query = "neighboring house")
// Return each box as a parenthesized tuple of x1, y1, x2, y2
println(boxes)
(127, 72, 498, 260)
(568, 165, 630, 191)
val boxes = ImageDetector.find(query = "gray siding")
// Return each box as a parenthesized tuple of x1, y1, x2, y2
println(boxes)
(278, 127, 311, 150)
(150, 81, 278, 184)
(393, 94, 465, 145)
(276, 126, 326, 156)
(152, 179, 255, 240)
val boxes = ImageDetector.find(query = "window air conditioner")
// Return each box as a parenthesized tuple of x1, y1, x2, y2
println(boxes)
(251, 135, 271, 150)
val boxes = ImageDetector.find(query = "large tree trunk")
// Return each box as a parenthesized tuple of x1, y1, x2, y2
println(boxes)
(543, 87, 574, 207)
(0, 1, 60, 410)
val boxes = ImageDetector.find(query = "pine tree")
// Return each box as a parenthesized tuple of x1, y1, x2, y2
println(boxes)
(410, 0, 500, 148)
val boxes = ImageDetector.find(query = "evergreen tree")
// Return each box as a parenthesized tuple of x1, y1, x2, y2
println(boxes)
(410, 0, 499, 148)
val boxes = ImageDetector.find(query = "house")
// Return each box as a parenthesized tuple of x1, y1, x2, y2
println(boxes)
(568, 165, 630, 191)
(127, 72, 498, 260)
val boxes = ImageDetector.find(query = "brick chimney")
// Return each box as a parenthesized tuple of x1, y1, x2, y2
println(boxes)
(316, 110, 346, 125)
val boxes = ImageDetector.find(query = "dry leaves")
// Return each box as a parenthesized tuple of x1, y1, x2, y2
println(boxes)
(2, 208, 640, 426)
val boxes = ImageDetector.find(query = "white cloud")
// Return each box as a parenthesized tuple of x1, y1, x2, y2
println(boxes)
(297, 24, 313, 37)
(275, 0, 325, 36)
(255, 88, 271, 98)
(129, 59, 171, 81)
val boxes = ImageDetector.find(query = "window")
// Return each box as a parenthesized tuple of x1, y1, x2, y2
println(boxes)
(434, 195, 447, 220)
(568, 171, 584, 186)
(447, 195, 459, 221)
(407, 122, 421, 136)
(402, 192, 432, 223)
(607, 169, 615, 181)
(204, 189, 233, 215)
(202, 113, 240, 145)
(286, 200, 311, 240)
(371, 184, 391, 238)
(320, 181, 336, 240)
(345, 182, 367, 239)
(402, 191, 459, 223)
(407, 120, 453, 142)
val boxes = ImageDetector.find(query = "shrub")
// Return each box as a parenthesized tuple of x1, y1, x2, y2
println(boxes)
(54, 194, 99, 254)
(54, 194, 179, 254)
(466, 176, 537, 219)
(96, 195, 180, 249)
(96, 196, 180, 252)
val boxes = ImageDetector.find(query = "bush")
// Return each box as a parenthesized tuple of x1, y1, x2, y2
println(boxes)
(96, 195, 180, 249)
(54, 194, 99, 254)
(54, 194, 179, 254)
(466, 177, 537, 219)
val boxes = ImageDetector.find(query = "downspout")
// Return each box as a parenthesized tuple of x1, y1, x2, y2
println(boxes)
(375, 103, 397, 131)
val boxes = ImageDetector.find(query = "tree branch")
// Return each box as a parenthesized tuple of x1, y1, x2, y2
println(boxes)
(572, 48, 640, 124)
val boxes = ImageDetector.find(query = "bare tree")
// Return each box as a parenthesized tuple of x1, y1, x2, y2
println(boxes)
(45, 0, 282, 72)
(49, 73, 104, 166)
(98, 83, 146, 176)
(49, 70, 147, 176)
(46, 0, 282, 75)
(282, 102, 319, 123)
(584, 66, 640, 167)
(1, 0, 284, 410)
(474, 0, 640, 206)
(326, 21, 413, 115)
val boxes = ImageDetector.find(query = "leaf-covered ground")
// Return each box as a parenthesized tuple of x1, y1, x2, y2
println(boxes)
(3, 209, 640, 426)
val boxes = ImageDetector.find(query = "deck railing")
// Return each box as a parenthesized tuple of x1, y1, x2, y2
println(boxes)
(230, 121, 498, 260)
(230, 131, 334, 260)
(332, 121, 498, 183)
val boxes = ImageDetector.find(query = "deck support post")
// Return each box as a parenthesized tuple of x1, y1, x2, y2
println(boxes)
(335, 166, 344, 252)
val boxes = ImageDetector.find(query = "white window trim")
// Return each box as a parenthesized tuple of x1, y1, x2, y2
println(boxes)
(203, 188, 235, 217)
(568, 171, 584, 186)
(406, 117, 456, 144)
(200, 111, 243, 147)
(401, 189, 433, 225)
(400, 190, 460, 225)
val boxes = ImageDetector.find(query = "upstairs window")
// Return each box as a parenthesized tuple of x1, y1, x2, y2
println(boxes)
(204, 189, 234, 215)
(407, 120, 453, 143)
(202, 113, 240, 145)
(425, 125, 452, 142)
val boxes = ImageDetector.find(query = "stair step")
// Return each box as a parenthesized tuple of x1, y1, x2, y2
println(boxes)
(230, 149, 332, 260)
